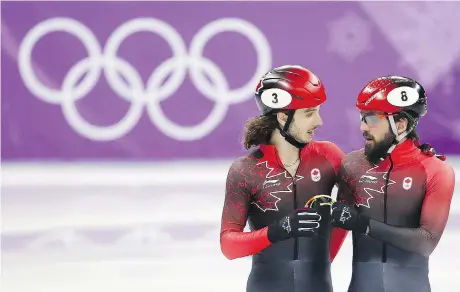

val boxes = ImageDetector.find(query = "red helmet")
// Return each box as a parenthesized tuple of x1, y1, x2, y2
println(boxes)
(356, 75, 427, 117)
(255, 65, 327, 115)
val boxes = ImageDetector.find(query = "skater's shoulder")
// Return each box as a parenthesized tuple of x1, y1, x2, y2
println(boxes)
(309, 140, 344, 157)
(228, 149, 261, 168)
(339, 149, 366, 171)
(309, 140, 340, 151)
(343, 148, 365, 161)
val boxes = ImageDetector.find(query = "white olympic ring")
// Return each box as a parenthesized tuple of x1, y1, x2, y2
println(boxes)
(18, 17, 272, 141)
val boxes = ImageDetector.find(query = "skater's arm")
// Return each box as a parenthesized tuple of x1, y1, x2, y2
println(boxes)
(368, 163, 455, 256)
(220, 160, 271, 260)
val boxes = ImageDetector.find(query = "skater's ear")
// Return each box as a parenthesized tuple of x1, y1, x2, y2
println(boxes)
(395, 116, 409, 135)
(276, 111, 288, 127)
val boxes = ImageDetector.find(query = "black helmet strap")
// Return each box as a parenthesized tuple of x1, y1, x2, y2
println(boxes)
(275, 110, 307, 149)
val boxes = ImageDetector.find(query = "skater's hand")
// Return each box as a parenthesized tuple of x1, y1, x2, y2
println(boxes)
(331, 202, 369, 233)
(267, 208, 321, 243)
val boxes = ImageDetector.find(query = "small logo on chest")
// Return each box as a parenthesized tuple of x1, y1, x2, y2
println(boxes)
(359, 175, 378, 184)
(403, 177, 413, 190)
(263, 179, 281, 188)
(311, 168, 321, 182)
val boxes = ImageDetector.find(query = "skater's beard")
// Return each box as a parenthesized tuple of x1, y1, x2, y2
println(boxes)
(363, 130, 396, 165)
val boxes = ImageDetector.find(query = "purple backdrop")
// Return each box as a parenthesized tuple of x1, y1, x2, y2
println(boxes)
(2, 1, 460, 161)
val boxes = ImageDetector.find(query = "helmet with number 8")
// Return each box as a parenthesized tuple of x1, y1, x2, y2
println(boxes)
(357, 75, 427, 139)
(356, 75, 427, 117)
(255, 65, 327, 115)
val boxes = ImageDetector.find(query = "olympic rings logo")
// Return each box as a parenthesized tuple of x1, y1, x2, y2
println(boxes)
(18, 17, 272, 141)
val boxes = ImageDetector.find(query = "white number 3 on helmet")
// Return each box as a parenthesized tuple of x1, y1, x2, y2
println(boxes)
(261, 88, 292, 108)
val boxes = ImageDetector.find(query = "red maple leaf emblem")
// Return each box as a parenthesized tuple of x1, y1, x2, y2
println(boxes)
(254, 192, 281, 211)
(312, 170, 319, 175)
(405, 178, 411, 183)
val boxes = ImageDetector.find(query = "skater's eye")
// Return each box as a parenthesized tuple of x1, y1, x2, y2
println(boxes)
(360, 114, 380, 126)
(304, 108, 316, 117)
(360, 112, 395, 126)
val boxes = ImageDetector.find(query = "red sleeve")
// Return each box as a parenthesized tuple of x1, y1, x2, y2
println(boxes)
(220, 159, 272, 260)
(368, 161, 456, 256)
(329, 227, 348, 262)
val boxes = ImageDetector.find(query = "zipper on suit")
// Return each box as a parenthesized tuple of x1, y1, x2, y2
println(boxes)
(275, 148, 301, 261)
(383, 189, 388, 263)
(293, 179, 298, 260)
(382, 157, 394, 263)
(292, 162, 303, 261)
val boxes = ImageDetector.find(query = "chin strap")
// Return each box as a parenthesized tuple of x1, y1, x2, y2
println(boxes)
(276, 110, 307, 149)
(379, 113, 445, 162)
(378, 113, 415, 161)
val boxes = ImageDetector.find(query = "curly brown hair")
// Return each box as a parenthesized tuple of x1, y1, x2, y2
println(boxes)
(242, 114, 279, 150)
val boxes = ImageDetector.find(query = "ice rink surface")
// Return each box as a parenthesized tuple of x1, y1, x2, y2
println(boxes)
(2, 158, 460, 292)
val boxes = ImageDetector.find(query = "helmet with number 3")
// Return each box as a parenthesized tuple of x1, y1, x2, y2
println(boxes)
(356, 75, 427, 118)
(252, 65, 327, 149)
(254, 65, 327, 115)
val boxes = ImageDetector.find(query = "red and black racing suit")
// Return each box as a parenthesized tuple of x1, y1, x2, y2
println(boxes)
(337, 139, 456, 292)
(220, 141, 348, 292)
